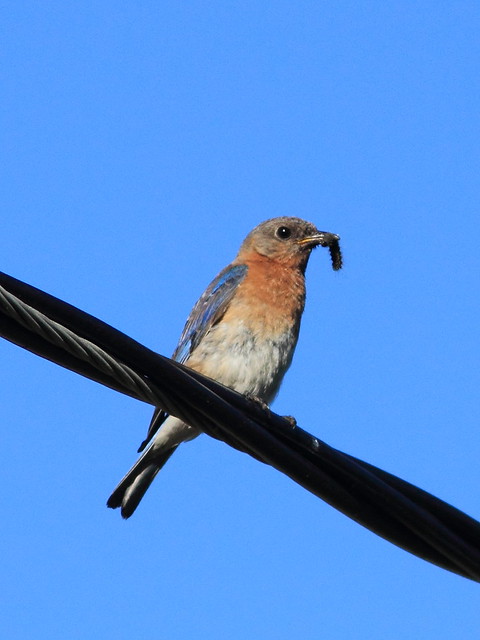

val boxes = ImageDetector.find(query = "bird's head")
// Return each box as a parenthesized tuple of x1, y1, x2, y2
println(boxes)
(238, 217, 342, 271)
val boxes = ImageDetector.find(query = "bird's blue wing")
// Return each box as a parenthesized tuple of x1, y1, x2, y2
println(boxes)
(172, 263, 248, 364)
(137, 263, 248, 452)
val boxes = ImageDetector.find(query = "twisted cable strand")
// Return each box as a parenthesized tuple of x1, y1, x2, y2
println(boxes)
(0, 285, 157, 406)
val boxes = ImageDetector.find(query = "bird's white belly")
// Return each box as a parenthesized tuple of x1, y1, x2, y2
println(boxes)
(188, 321, 298, 403)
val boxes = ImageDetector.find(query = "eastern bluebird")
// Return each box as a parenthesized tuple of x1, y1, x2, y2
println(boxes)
(107, 217, 341, 518)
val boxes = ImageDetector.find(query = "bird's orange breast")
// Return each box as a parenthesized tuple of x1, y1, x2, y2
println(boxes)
(223, 253, 306, 338)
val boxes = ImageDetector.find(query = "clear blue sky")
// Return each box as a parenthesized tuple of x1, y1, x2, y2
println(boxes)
(1, 2, 479, 638)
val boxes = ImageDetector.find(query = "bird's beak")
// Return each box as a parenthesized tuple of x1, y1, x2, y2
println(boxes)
(297, 231, 342, 271)
(297, 231, 340, 248)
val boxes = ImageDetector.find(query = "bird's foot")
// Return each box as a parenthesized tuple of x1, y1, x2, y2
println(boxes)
(245, 393, 271, 413)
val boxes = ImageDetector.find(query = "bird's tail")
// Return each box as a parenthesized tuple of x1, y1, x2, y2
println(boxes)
(107, 445, 178, 519)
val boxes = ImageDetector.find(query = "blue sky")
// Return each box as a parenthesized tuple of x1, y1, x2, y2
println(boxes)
(1, 2, 479, 638)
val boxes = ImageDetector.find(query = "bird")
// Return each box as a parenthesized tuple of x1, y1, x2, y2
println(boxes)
(107, 216, 341, 518)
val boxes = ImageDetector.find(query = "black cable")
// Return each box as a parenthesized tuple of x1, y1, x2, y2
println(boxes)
(1, 270, 479, 582)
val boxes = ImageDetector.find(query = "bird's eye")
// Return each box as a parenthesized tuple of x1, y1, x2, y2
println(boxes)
(276, 226, 292, 240)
